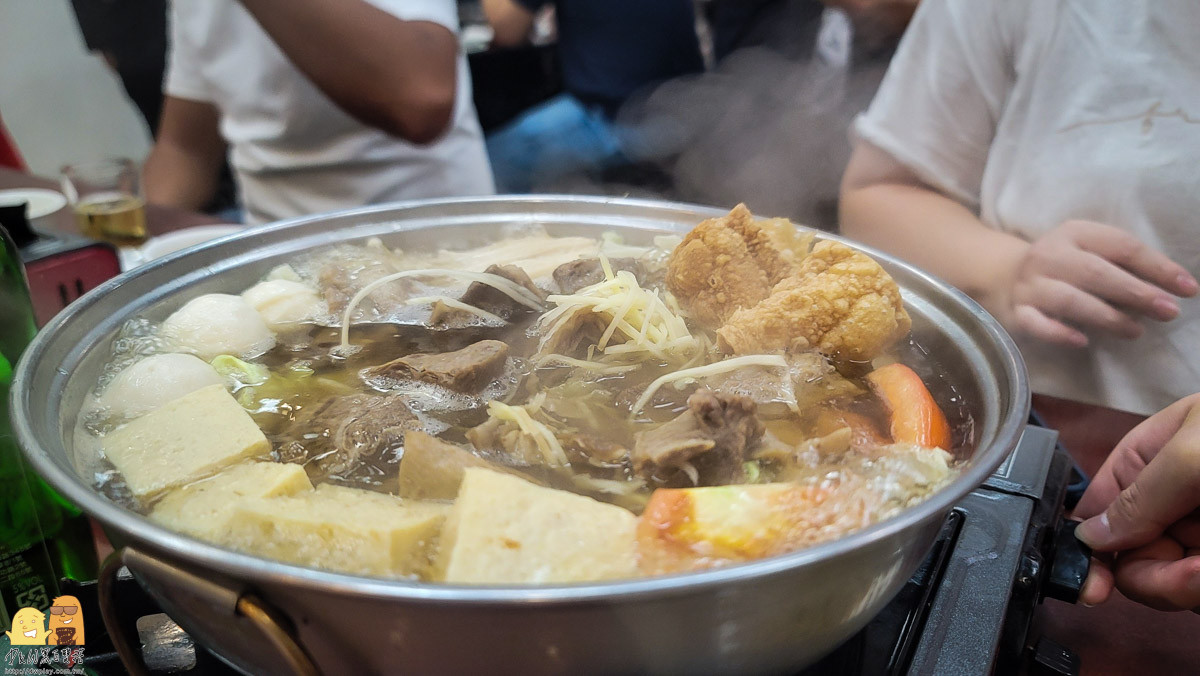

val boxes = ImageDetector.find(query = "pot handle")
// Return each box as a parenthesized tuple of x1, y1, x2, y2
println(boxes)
(98, 547, 320, 676)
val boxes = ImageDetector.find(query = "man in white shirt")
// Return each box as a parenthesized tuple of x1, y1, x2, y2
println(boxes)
(144, 0, 494, 224)
(840, 0, 1200, 416)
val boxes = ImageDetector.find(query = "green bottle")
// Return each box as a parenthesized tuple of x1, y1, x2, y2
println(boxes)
(0, 219, 98, 631)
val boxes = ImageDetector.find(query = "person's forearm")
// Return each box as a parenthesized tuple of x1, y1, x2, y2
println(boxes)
(483, 0, 535, 47)
(143, 97, 225, 210)
(841, 179, 1028, 317)
(143, 142, 220, 211)
(238, 0, 458, 144)
(835, 141, 1032, 319)
(822, 0, 918, 47)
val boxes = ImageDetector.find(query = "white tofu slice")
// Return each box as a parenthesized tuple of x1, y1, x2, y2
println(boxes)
(102, 384, 270, 499)
(149, 462, 313, 542)
(438, 468, 638, 584)
(225, 485, 450, 578)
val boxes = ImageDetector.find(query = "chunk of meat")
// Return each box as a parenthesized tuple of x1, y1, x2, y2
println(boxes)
(632, 390, 764, 487)
(280, 393, 417, 480)
(706, 350, 862, 417)
(466, 263, 544, 308)
(813, 408, 889, 453)
(432, 264, 546, 325)
(535, 310, 606, 359)
(787, 350, 864, 408)
(753, 410, 886, 479)
(559, 430, 628, 466)
(666, 204, 813, 328)
(363, 340, 509, 393)
(318, 265, 357, 315)
(316, 245, 407, 317)
(399, 430, 527, 499)
(465, 417, 528, 465)
(717, 241, 911, 361)
(465, 416, 543, 466)
(553, 257, 642, 294)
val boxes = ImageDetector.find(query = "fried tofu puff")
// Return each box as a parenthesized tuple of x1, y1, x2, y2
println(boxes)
(717, 241, 911, 361)
(666, 204, 813, 328)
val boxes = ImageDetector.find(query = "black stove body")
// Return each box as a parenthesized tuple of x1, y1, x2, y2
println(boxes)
(73, 426, 1086, 676)
(804, 424, 1087, 676)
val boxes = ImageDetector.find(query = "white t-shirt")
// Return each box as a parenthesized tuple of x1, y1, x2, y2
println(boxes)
(855, 0, 1200, 415)
(166, 0, 495, 224)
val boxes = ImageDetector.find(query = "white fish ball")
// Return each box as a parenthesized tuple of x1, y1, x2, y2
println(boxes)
(161, 293, 275, 360)
(99, 353, 225, 418)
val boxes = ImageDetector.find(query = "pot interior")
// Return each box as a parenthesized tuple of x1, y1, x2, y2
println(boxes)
(13, 195, 1029, 596)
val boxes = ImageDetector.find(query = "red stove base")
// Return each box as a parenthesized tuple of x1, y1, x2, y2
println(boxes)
(20, 229, 121, 327)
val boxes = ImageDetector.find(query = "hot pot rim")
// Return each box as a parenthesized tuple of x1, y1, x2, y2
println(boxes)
(10, 194, 1030, 604)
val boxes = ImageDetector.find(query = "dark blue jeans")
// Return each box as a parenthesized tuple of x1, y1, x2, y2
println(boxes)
(486, 94, 627, 193)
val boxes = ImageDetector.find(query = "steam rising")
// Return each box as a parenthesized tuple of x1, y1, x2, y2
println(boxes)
(520, 8, 897, 232)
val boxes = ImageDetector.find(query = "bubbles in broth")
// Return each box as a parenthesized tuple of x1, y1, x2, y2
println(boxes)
(79, 208, 967, 584)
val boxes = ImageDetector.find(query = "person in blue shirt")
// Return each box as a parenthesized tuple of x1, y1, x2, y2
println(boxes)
(482, 0, 705, 192)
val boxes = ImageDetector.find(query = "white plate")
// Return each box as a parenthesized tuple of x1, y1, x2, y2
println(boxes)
(120, 224, 245, 271)
(0, 188, 68, 219)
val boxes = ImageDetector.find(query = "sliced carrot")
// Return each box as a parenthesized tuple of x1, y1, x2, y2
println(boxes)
(865, 363, 953, 450)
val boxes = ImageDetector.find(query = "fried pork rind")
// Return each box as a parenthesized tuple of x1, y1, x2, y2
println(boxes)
(717, 241, 911, 361)
(666, 204, 813, 328)
(732, 212, 813, 286)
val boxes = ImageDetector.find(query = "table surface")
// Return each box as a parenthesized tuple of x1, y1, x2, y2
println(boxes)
(0, 165, 221, 237)
(1031, 394, 1200, 675)
(3, 166, 1197, 675)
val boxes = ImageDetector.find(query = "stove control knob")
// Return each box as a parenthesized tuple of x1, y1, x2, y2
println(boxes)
(1044, 519, 1091, 604)
(1029, 636, 1080, 676)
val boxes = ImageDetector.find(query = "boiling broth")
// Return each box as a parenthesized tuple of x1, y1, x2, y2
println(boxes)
(78, 218, 968, 583)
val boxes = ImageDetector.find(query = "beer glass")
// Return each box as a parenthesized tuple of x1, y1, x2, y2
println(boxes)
(61, 158, 147, 245)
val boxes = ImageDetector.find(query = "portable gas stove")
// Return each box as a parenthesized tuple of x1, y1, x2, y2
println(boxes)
(67, 423, 1086, 676)
(800, 423, 1088, 676)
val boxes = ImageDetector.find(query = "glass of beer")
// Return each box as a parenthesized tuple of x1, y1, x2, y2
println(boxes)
(61, 157, 148, 245)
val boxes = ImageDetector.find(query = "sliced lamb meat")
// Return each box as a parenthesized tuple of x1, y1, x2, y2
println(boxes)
(705, 350, 862, 417)
(363, 340, 509, 393)
(613, 378, 696, 415)
(536, 258, 655, 358)
(318, 265, 356, 314)
(465, 415, 543, 466)
(432, 264, 546, 325)
(316, 246, 408, 317)
(559, 430, 628, 466)
(279, 393, 417, 480)
(467, 416, 627, 469)
(399, 430, 529, 499)
(553, 257, 642, 294)
(787, 350, 863, 407)
(536, 311, 606, 359)
(632, 390, 764, 487)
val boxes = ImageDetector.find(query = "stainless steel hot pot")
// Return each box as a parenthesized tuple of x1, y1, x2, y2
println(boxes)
(11, 196, 1029, 675)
